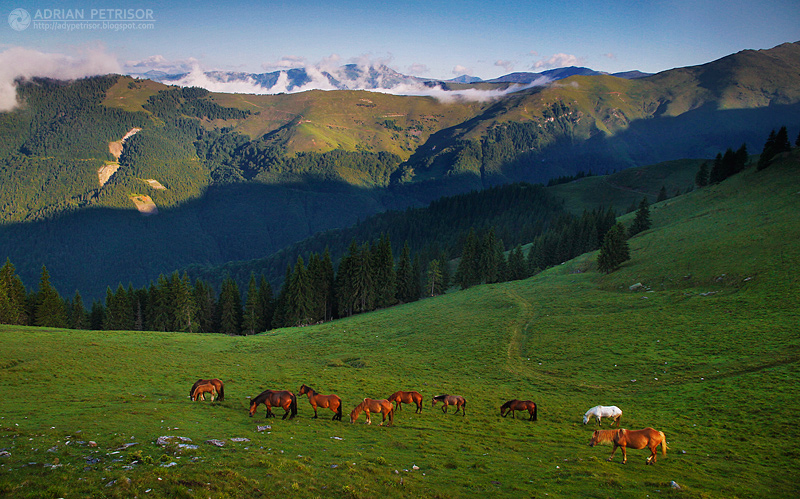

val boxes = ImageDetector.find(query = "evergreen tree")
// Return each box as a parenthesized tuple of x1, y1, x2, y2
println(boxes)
(775, 126, 791, 153)
(372, 234, 397, 309)
(352, 243, 375, 313)
(257, 276, 274, 331)
(70, 290, 88, 329)
(597, 223, 630, 274)
(0, 258, 28, 325)
(733, 143, 748, 174)
(104, 283, 133, 330)
(171, 272, 198, 332)
(395, 241, 415, 303)
(758, 129, 777, 170)
(241, 274, 261, 335)
(507, 245, 527, 281)
(34, 266, 67, 328)
(695, 161, 709, 187)
(438, 250, 451, 291)
(286, 256, 314, 325)
(796, 130, 800, 148)
(89, 300, 105, 330)
(217, 276, 242, 335)
(656, 185, 668, 202)
(193, 278, 217, 333)
(146, 276, 171, 331)
(455, 228, 480, 289)
(426, 259, 444, 297)
(628, 197, 651, 237)
(479, 228, 501, 284)
(131, 287, 147, 331)
(709, 152, 725, 183)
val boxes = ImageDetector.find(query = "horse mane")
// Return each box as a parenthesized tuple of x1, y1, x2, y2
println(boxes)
(433, 394, 449, 401)
(593, 429, 621, 444)
(251, 389, 272, 406)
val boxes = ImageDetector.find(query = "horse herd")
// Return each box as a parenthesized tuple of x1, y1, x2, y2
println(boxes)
(190, 379, 667, 465)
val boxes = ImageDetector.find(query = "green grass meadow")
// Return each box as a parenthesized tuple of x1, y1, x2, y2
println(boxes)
(1, 157, 799, 498)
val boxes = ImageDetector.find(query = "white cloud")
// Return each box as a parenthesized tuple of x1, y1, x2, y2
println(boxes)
(495, 59, 515, 72)
(0, 46, 120, 111)
(261, 55, 307, 71)
(407, 63, 430, 75)
(602, 53, 617, 60)
(452, 64, 472, 76)
(532, 53, 585, 69)
(124, 54, 199, 74)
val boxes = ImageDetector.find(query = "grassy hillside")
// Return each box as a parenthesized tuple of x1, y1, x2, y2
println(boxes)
(1, 153, 797, 498)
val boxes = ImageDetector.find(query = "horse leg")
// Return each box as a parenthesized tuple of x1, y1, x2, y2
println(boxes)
(607, 444, 618, 462)
(621, 446, 628, 465)
(365, 411, 372, 425)
(313, 404, 318, 419)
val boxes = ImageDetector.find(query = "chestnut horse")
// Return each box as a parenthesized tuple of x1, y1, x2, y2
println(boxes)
(589, 428, 668, 465)
(387, 391, 423, 413)
(500, 399, 537, 421)
(298, 384, 343, 421)
(432, 394, 466, 416)
(249, 389, 298, 420)
(190, 378, 224, 401)
(191, 382, 217, 401)
(583, 405, 622, 427)
(349, 398, 394, 426)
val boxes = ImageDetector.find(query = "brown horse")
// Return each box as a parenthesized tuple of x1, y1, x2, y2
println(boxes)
(298, 384, 343, 421)
(432, 394, 466, 416)
(191, 382, 217, 401)
(190, 378, 224, 401)
(589, 428, 668, 465)
(249, 389, 298, 420)
(349, 398, 394, 426)
(387, 391, 423, 413)
(500, 399, 538, 421)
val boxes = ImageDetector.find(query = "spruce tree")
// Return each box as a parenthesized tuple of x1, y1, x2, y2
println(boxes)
(775, 126, 791, 153)
(193, 279, 216, 333)
(695, 161, 709, 187)
(241, 274, 261, 335)
(628, 197, 651, 237)
(372, 234, 397, 309)
(733, 143, 748, 174)
(71, 291, 88, 330)
(709, 152, 725, 183)
(287, 256, 314, 325)
(0, 258, 28, 325)
(217, 276, 242, 335)
(597, 223, 630, 274)
(426, 260, 444, 297)
(656, 185, 668, 202)
(395, 242, 414, 303)
(507, 245, 527, 281)
(89, 300, 105, 330)
(257, 276, 274, 330)
(796, 130, 800, 147)
(35, 266, 67, 328)
(758, 129, 777, 170)
(455, 228, 480, 289)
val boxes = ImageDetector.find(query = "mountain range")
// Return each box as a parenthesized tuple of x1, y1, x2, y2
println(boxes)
(129, 64, 652, 94)
(1, 41, 799, 300)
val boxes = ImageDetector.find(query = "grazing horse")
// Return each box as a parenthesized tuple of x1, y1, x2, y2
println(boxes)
(248, 390, 298, 420)
(432, 394, 466, 416)
(583, 405, 622, 427)
(191, 382, 217, 401)
(298, 384, 343, 421)
(589, 428, 668, 465)
(387, 391, 423, 413)
(190, 378, 225, 401)
(500, 399, 538, 421)
(349, 398, 394, 426)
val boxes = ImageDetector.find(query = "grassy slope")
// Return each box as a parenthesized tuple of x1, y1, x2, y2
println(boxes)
(0, 160, 798, 498)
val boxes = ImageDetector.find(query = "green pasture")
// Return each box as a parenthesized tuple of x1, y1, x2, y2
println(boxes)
(1, 158, 799, 498)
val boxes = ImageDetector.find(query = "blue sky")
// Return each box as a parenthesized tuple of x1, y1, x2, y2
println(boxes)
(2, 0, 799, 80)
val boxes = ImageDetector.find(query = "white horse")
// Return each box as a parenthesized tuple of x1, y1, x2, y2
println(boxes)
(583, 405, 622, 426)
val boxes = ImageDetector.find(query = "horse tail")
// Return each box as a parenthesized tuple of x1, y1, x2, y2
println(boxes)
(660, 431, 668, 455)
(337, 400, 343, 419)
(389, 407, 394, 425)
(290, 393, 298, 419)
(217, 382, 225, 402)
(533, 403, 538, 422)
